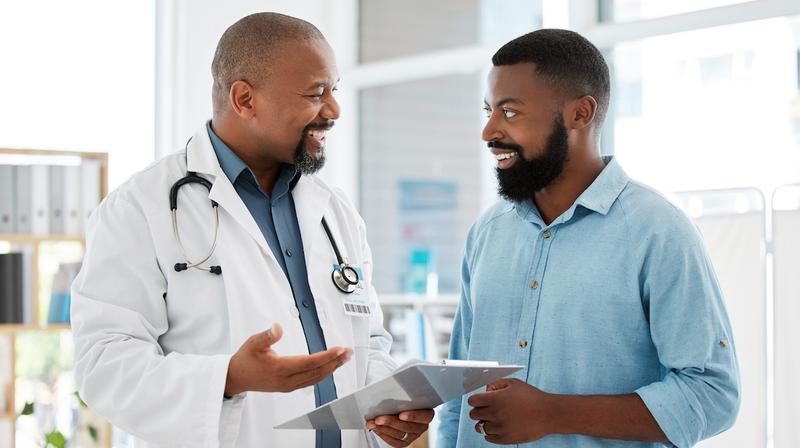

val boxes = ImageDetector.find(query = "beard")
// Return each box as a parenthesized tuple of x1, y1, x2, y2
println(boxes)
(292, 120, 334, 175)
(494, 116, 569, 202)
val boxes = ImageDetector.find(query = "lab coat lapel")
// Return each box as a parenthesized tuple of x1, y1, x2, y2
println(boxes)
(292, 176, 331, 266)
(185, 125, 275, 261)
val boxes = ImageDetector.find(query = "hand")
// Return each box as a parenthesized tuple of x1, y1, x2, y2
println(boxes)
(468, 378, 558, 445)
(366, 409, 435, 447)
(224, 323, 352, 395)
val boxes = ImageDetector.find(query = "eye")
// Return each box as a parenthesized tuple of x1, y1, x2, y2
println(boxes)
(483, 106, 492, 117)
(502, 108, 517, 118)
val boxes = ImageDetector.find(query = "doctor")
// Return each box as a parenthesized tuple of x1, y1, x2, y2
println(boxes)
(71, 12, 433, 448)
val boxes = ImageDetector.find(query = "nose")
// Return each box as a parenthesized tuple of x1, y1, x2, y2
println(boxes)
(321, 92, 341, 121)
(482, 113, 503, 142)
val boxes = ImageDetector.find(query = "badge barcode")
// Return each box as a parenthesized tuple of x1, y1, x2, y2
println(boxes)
(345, 303, 370, 314)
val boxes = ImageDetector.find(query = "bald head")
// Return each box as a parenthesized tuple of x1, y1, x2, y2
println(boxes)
(211, 12, 325, 114)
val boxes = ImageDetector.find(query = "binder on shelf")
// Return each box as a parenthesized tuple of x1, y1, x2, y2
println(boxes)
(30, 165, 49, 235)
(0, 166, 13, 234)
(63, 165, 82, 235)
(49, 165, 65, 235)
(13, 165, 32, 234)
(0, 253, 24, 324)
(80, 159, 102, 230)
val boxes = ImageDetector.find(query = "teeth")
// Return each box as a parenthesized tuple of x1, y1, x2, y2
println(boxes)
(495, 152, 517, 161)
(307, 130, 327, 139)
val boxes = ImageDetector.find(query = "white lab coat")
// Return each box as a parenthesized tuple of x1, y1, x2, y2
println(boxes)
(71, 124, 398, 447)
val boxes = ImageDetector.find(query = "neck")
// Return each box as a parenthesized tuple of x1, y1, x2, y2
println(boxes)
(533, 144, 605, 225)
(211, 115, 283, 195)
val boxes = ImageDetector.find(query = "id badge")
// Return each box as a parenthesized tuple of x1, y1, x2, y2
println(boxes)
(333, 264, 371, 317)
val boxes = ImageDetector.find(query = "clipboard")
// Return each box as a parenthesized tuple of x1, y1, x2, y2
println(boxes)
(275, 359, 523, 430)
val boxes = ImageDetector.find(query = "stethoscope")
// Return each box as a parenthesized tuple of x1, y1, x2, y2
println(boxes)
(169, 142, 360, 293)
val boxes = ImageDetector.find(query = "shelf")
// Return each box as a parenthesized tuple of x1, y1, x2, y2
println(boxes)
(0, 324, 71, 333)
(0, 234, 85, 243)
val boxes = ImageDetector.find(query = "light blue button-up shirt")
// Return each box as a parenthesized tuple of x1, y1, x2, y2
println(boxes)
(438, 157, 740, 448)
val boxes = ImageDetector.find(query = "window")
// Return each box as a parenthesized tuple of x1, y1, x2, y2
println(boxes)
(0, 0, 155, 189)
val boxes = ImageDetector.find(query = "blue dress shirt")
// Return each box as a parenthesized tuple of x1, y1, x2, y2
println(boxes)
(438, 157, 740, 448)
(207, 122, 340, 448)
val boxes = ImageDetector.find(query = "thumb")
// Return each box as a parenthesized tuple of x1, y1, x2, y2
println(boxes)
(486, 379, 512, 392)
(248, 323, 283, 351)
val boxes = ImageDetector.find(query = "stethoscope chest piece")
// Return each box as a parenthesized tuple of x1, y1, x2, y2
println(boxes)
(332, 264, 359, 294)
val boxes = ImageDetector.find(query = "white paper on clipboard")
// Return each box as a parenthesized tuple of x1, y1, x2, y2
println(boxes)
(274, 359, 523, 430)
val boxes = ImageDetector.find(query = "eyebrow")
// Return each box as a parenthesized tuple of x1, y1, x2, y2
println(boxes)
(483, 98, 525, 108)
(305, 78, 341, 90)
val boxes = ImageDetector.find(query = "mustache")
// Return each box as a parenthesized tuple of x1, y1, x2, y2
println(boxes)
(487, 140, 523, 152)
(304, 120, 335, 132)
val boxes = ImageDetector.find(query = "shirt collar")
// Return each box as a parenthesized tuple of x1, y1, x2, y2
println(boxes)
(206, 120, 300, 196)
(513, 155, 629, 225)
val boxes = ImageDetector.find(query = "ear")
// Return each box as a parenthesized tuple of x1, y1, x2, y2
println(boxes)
(228, 80, 256, 119)
(563, 95, 597, 132)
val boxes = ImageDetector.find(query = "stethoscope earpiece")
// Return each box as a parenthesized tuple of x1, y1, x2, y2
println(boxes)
(171, 143, 223, 276)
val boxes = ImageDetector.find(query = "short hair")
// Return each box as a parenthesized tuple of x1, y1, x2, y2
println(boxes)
(211, 12, 324, 114)
(492, 29, 611, 128)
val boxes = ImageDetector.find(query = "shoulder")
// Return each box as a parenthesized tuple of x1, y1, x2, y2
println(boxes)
(98, 152, 185, 218)
(616, 179, 703, 247)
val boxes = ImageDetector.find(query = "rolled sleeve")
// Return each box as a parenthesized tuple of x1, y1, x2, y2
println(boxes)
(636, 215, 741, 447)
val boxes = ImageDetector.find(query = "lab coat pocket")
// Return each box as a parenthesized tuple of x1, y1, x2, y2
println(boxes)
(163, 268, 230, 354)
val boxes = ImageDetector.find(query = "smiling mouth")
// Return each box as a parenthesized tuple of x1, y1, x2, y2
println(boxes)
(494, 152, 517, 161)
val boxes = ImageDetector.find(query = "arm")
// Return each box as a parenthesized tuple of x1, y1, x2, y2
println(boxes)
(467, 379, 667, 444)
(633, 219, 741, 447)
(72, 192, 231, 446)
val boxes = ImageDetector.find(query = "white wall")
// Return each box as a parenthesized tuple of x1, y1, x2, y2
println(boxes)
(156, 0, 359, 201)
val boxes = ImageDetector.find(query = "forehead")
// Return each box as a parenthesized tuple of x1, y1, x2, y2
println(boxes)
(271, 38, 339, 86)
(485, 63, 556, 105)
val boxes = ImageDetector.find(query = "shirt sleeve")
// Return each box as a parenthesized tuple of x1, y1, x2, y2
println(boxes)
(634, 213, 741, 448)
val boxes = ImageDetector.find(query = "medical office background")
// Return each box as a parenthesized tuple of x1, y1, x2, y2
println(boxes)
(0, 0, 799, 447)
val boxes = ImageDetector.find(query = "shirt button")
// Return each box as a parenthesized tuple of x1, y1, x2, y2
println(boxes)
(519, 339, 528, 348)
(530, 280, 538, 289)
(285, 248, 293, 257)
(302, 300, 310, 308)
(543, 230, 552, 239)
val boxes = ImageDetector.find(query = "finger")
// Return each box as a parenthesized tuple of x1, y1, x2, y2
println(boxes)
(372, 426, 416, 447)
(286, 350, 351, 388)
(373, 415, 428, 434)
(467, 391, 494, 408)
(468, 406, 493, 421)
(279, 347, 352, 374)
(398, 409, 435, 424)
(485, 433, 511, 445)
(474, 420, 500, 436)
(246, 323, 283, 351)
(486, 378, 513, 391)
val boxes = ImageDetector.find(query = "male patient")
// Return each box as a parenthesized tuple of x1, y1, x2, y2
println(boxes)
(438, 29, 740, 447)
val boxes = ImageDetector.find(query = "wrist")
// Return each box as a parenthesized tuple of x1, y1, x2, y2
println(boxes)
(224, 354, 245, 396)
(546, 393, 575, 436)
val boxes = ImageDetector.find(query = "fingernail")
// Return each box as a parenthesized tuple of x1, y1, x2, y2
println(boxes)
(376, 417, 386, 425)
(399, 413, 408, 421)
